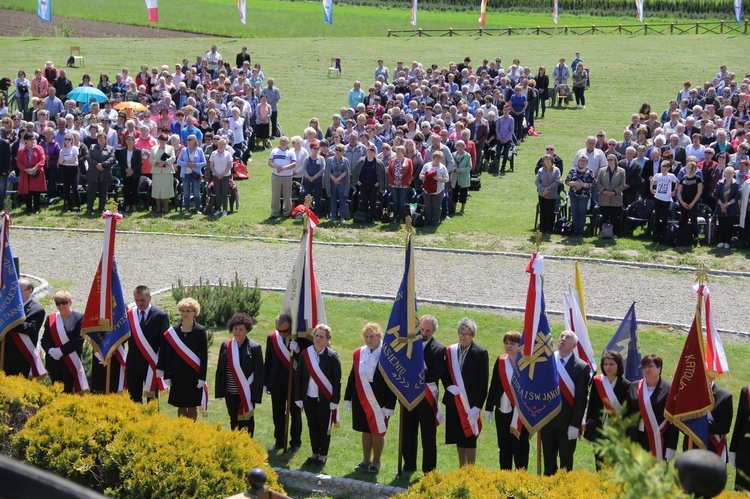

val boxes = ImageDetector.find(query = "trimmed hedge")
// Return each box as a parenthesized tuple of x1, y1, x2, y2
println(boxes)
(3, 374, 282, 498)
(0, 373, 61, 454)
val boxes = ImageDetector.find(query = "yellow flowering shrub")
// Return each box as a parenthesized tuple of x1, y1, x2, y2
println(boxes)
(0, 372, 61, 453)
(6, 375, 282, 498)
(399, 466, 620, 498)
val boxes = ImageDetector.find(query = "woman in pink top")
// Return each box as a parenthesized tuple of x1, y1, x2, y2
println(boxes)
(134, 125, 157, 176)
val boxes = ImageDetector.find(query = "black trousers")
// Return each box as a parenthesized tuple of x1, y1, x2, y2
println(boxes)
(599, 205, 622, 235)
(538, 196, 556, 233)
(271, 390, 302, 448)
(358, 184, 378, 218)
(540, 426, 577, 476)
(123, 175, 139, 208)
(126, 368, 159, 404)
(654, 198, 671, 237)
(495, 409, 530, 470)
(25, 192, 41, 212)
(679, 204, 699, 239)
(225, 393, 255, 435)
(402, 398, 438, 473)
(304, 396, 332, 456)
(59, 166, 80, 209)
(46, 167, 59, 200)
(573, 86, 585, 106)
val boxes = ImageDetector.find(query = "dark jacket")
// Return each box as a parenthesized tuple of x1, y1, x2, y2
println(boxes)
(713, 180, 741, 216)
(87, 143, 116, 183)
(215, 337, 264, 403)
(4, 299, 45, 375)
(681, 384, 732, 452)
(126, 306, 169, 375)
(441, 341, 489, 411)
(583, 375, 631, 441)
(116, 147, 143, 180)
(294, 346, 341, 404)
(548, 353, 590, 430)
(625, 378, 680, 455)
(264, 331, 293, 396)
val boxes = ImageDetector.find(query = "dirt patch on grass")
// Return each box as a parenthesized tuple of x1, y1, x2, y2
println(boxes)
(0, 8, 211, 38)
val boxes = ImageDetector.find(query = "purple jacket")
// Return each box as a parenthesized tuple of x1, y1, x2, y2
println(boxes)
(40, 138, 60, 169)
(496, 115, 514, 142)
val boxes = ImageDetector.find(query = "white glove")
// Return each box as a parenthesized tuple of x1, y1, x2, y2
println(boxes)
(383, 408, 394, 418)
(295, 400, 303, 409)
(665, 448, 676, 462)
(48, 347, 63, 360)
(163, 379, 172, 387)
(567, 425, 580, 440)
(329, 403, 338, 411)
(730, 452, 737, 466)
(446, 385, 460, 396)
(345, 400, 352, 411)
(484, 411, 493, 423)
(156, 369, 165, 379)
(468, 407, 480, 422)
(197, 380, 206, 389)
(289, 340, 300, 353)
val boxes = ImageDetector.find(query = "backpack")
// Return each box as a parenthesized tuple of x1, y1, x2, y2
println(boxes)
(599, 222, 615, 239)
(555, 216, 573, 235)
(660, 224, 680, 246)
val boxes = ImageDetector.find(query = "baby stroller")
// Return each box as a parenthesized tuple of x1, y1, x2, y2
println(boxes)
(204, 179, 240, 214)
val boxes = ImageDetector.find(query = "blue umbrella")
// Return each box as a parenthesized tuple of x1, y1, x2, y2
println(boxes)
(67, 86, 108, 104)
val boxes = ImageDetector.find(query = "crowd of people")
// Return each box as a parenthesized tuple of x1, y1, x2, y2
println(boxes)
(1, 45, 282, 216)
(265, 54, 581, 225)
(3, 286, 749, 491)
(535, 63, 750, 249)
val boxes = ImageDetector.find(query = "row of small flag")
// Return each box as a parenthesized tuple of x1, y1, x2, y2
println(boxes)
(36, 0, 745, 27)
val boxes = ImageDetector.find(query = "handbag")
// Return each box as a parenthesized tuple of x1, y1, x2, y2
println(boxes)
(599, 223, 614, 239)
(190, 171, 201, 180)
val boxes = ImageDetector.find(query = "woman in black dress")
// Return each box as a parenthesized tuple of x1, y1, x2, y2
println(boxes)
(215, 313, 264, 435)
(584, 350, 631, 468)
(344, 323, 396, 474)
(41, 290, 85, 394)
(158, 297, 207, 421)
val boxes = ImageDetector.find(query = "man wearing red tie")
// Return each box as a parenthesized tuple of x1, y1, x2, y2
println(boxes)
(127, 285, 169, 404)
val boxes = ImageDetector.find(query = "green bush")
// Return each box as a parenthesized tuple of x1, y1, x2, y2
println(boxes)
(171, 274, 262, 332)
(11, 386, 282, 498)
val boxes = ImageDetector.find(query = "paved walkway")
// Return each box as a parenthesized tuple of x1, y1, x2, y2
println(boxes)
(13, 228, 750, 334)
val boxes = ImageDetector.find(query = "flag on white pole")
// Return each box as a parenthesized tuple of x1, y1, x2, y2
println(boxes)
(144, 0, 158, 23)
(410, 0, 418, 26)
(323, 0, 333, 24)
(635, 0, 644, 22)
(552, 0, 558, 25)
(238, 0, 247, 24)
(734, 0, 743, 23)
(563, 284, 597, 373)
(478, 0, 487, 26)
(696, 284, 729, 376)
(37, 0, 51, 22)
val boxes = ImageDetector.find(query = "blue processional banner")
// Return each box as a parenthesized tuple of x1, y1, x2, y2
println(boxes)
(605, 302, 643, 382)
(85, 258, 131, 364)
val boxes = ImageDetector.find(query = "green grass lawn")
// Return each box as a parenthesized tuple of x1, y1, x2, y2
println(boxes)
(1, 35, 748, 268)
(148, 291, 748, 490)
(0, 0, 736, 38)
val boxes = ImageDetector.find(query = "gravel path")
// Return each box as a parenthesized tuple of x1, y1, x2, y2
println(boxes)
(13, 228, 750, 334)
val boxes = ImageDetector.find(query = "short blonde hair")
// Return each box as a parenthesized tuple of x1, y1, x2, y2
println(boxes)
(53, 290, 73, 302)
(177, 297, 201, 316)
(313, 323, 332, 340)
(361, 322, 383, 339)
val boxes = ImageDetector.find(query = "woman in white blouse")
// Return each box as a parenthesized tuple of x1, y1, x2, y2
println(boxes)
(209, 138, 233, 217)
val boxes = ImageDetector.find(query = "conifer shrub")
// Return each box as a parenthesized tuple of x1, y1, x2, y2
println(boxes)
(10, 386, 282, 498)
(171, 274, 262, 332)
(0, 373, 61, 454)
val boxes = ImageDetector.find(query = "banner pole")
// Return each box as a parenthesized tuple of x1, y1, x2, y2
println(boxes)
(397, 402, 404, 477)
(105, 361, 111, 395)
(283, 348, 294, 454)
(537, 433, 542, 476)
(0, 338, 5, 371)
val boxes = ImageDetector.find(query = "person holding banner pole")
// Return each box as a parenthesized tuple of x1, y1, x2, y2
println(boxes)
(485, 330, 529, 470)
(158, 297, 208, 421)
(2, 278, 46, 378)
(294, 324, 341, 467)
(540, 330, 590, 476)
(344, 323, 397, 474)
(624, 354, 678, 462)
(128, 285, 169, 404)
(41, 290, 86, 394)
(402, 314, 446, 475)
(441, 317, 488, 467)
(584, 350, 631, 468)
(216, 313, 264, 435)
(265, 314, 302, 453)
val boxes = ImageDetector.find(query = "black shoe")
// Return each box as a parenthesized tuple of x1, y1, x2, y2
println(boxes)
(354, 461, 370, 471)
(402, 467, 417, 473)
(287, 446, 300, 454)
(268, 444, 282, 452)
(304, 456, 319, 465)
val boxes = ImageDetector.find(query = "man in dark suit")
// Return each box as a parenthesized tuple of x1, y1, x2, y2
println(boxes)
(619, 146, 643, 208)
(470, 110, 489, 172)
(402, 315, 446, 474)
(127, 285, 170, 404)
(642, 148, 663, 199)
(540, 330, 590, 476)
(681, 378, 733, 454)
(2, 278, 45, 377)
(662, 133, 687, 166)
(264, 314, 302, 453)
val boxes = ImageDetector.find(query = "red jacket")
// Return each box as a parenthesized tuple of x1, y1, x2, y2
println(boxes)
(387, 156, 413, 187)
(17, 144, 47, 194)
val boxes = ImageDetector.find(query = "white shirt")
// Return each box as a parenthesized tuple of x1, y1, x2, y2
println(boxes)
(306, 348, 323, 398)
(359, 343, 382, 383)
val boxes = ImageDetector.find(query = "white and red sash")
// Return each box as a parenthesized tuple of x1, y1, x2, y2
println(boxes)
(113, 345, 127, 392)
(497, 354, 523, 437)
(49, 312, 88, 393)
(638, 379, 668, 461)
(227, 338, 255, 421)
(164, 327, 208, 415)
(446, 344, 481, 438)
(353, 347, 387, 436)
(556, 352, 576, 407)
(127, 308, 164, 398)
(302, 345, 339, 433)
(9, 331, 46, 378)
(592, 374, 621, 420)
(424, 382, 444, 426)
(709, 434, 727, 461)
(270, 330, 293, 372)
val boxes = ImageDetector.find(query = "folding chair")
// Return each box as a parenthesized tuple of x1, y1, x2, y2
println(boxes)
(70, 46, 85, 68)
(327, 58, 341, 78)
